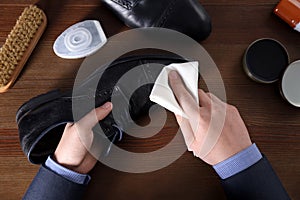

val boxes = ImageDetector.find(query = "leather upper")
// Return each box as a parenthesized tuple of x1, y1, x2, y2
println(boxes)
(102, 0, 212, 41)
(17, 54, 188, 164)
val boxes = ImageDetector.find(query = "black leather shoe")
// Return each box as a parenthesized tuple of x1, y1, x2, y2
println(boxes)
(16, 54, 187, 164)
(102, 0, 212, 41)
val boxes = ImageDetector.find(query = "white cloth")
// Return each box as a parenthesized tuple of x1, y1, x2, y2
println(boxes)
(149, 61, 199, 118)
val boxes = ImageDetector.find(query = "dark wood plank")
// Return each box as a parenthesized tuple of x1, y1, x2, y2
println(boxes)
(0, 157, 39, 199)
(0, 0, 299, 199)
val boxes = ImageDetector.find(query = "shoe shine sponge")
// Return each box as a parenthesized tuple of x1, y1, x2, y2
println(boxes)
(0, 5, 47, 93)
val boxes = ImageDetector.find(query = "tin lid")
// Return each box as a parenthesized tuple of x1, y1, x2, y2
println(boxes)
(243, 38, 289, 83)
(281, 60, 300, 107)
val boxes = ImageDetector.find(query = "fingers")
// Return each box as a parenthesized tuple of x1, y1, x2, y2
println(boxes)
(198, 89, 211, 107)
(206, 92, 226, 105)
(175, 114, 195, 150)
(77, 102, 113, 130)
(169, 71, 199, 119)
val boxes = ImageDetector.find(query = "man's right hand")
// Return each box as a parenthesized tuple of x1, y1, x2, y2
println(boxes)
(168, 70, 252, 165)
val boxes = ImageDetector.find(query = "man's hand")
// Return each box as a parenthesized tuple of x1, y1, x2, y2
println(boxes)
(53, 102, 113, 174)
(169, 71, 252, 165)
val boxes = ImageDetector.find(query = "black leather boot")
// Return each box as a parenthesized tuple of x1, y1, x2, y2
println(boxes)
(101, 0, 212, 41)
(16, 54, 187, 164)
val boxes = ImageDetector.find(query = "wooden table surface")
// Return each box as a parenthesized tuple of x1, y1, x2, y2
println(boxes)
(1, 0, 300, 199)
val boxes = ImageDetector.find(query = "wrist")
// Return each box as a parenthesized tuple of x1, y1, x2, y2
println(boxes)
(213, 143, 262, 179)
(52, 153, 84, 174)
(45, 156, 91, 185)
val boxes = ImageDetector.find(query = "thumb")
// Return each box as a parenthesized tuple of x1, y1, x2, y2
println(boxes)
(77, 102, 113, 130)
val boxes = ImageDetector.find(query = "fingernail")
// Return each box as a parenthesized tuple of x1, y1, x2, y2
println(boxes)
(101, 102, 112, 109)
(169, 71, 178, 80)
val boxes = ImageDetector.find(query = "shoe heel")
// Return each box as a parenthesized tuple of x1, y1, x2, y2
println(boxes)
(16, 89, 62, 122)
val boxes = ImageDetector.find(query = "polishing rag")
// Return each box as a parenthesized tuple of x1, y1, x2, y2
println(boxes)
(149, 61, 199, 118)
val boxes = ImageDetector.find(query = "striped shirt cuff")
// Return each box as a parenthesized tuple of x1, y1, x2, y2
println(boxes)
(213, 143, 262, 179)
(45, 156, 91, 185)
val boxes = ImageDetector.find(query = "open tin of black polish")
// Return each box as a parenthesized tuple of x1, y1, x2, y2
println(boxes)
(243, 38, 289, 84)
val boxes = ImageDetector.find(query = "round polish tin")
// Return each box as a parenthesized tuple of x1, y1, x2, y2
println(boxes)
(243, 38, 289, 83)
(281, 60, 300, 107)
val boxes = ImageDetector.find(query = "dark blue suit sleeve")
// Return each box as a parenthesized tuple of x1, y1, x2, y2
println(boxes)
(23, 165, 87, 200)
(221, 155, 291, 200)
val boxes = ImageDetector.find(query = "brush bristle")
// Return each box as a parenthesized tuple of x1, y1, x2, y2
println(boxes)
(0, 5, 46, 91)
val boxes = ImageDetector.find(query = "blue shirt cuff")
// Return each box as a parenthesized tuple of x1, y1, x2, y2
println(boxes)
(45, 156, 91, 185)
(213, 143, 262, 179)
